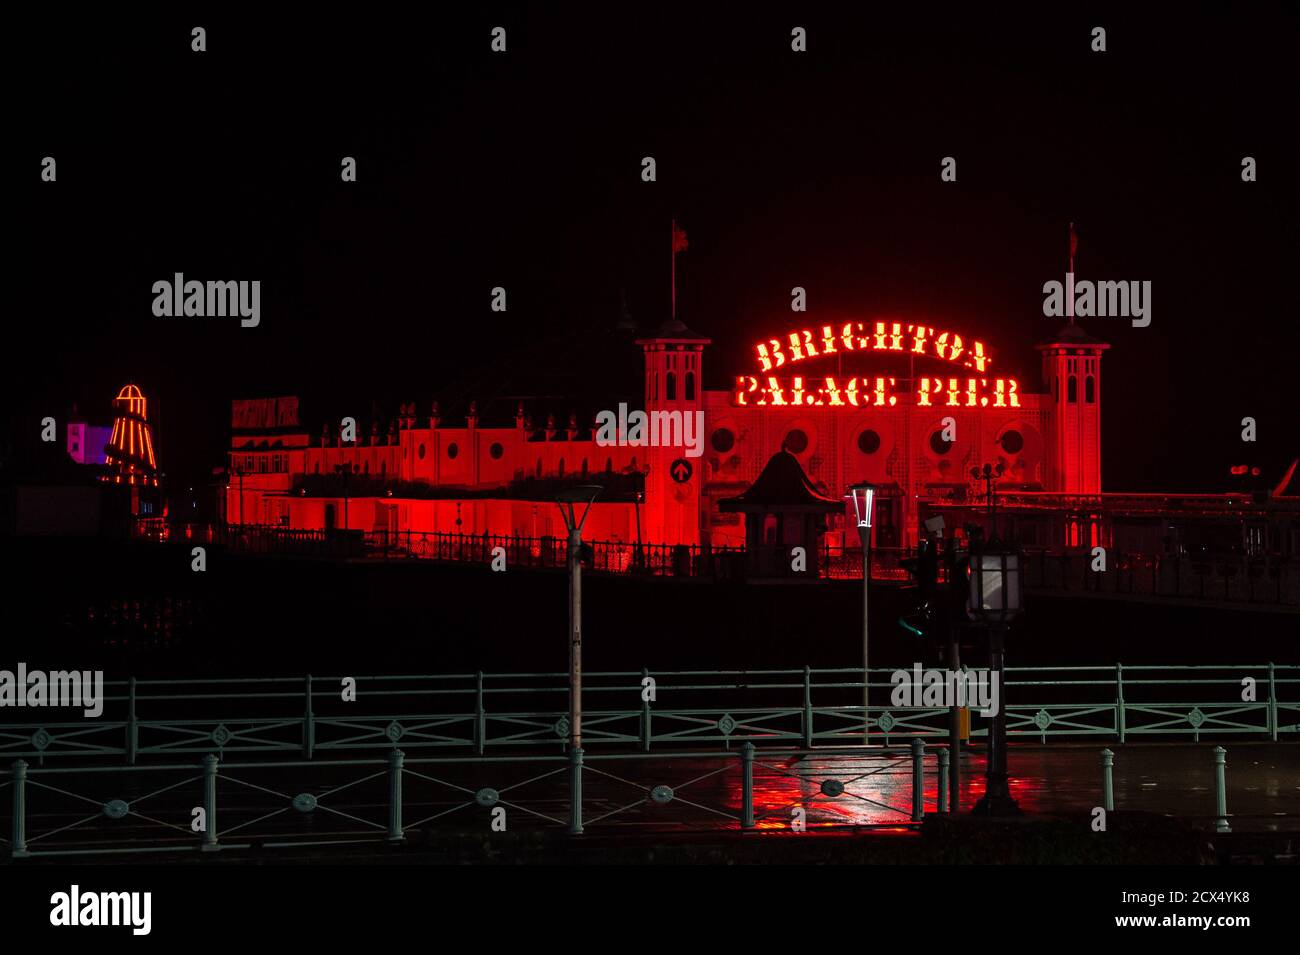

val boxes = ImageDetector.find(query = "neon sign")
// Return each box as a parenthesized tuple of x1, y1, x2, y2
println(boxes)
(755, 322, 992, 373)
(734, 375, 1020, 408)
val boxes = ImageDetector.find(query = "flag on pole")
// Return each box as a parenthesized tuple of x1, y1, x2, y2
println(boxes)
(672, 221, 689, 253)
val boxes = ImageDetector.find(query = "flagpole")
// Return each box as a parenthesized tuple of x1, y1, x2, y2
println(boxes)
(671, 218, 677, 320)
(1067, 221, 1076, 325)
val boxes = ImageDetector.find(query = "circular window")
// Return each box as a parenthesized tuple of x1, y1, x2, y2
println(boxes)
(447, 443, 459, 459)
(417, 444, 426, 460)
(711, 428, 735, 453)
(489, 442, 504, 460)
(857, 430, 881, 454)
(929, 430, 954, 455)
(784, 429, 809, 454)
(999, 430, 1024, 454)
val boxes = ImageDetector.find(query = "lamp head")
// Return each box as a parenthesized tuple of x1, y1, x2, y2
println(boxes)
(555, 485, 603, 505)
(846, 482, 876, 529)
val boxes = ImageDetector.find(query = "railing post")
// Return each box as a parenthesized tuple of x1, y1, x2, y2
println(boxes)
(11, 760, 29, 858)
(201, 754, 219, 851)
(1212, 746, 1230, 834)
(474, 671, 486, 754)
(740, 742, 756, 830)
(126, 677, 138, 765)
(802, 665, 814, 748)
(1100, 748, 1115, 812)
(1115, 663, 1126, 743)
(387, 749, 405, 842)
(640, 668, 652, 752)
(568, 746, 584, 835)
(937, 746, 950, 815)
(1266, 663, 1278, 742)
(911, 738, 926, 821)
(303, 674, 315, 759)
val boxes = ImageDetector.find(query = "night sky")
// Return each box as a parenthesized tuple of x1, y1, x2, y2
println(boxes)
(12, 6, 1298, 493)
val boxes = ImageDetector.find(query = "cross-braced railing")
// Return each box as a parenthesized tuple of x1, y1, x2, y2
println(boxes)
(3, 665, 1295, 766)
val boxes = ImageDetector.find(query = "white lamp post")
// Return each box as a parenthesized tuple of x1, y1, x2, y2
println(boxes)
(847, 483, 876, 744)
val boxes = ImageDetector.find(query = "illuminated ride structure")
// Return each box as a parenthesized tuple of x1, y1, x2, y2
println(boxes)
(103, 384, 160, 488)
(222, 311, 1148, 557)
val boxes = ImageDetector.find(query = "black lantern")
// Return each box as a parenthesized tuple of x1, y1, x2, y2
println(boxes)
(967, 541, 1023, 625)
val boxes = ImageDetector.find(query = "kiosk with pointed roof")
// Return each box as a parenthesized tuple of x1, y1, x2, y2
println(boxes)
(719, 449, 841, 579)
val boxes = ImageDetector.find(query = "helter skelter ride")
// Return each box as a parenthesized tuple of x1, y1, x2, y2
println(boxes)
(102, 384, 159, 487)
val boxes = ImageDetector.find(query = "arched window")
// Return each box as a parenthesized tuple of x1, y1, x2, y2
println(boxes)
(1085, 375, 1096, 403)
(1067, 376, 1078, 403)
(666, 372, 677, 401)
(558, 458, 566, 477)
(684, 371, 696, 401)
(536, 458, 543, 478)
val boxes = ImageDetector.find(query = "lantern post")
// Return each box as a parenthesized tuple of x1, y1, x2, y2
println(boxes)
(968, 534, 1025, 816)
(847, 483, 876, 744)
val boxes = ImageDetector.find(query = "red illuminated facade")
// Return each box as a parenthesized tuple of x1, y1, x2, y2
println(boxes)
(225, 314, 1110, 551)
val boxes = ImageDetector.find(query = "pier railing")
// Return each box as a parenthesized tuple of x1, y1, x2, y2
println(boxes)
(3, 664, 1296, 765)
(149, 522, 1300, 605)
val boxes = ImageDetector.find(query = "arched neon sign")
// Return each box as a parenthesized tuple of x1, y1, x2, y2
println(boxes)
(755, 322, 992, 374)
(734, 375, 1020, 408)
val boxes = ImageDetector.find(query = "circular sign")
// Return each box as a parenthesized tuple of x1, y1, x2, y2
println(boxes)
(670, 458, 693, 484)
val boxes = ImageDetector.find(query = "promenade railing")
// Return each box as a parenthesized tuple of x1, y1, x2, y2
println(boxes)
(3, 664, 1295, 766)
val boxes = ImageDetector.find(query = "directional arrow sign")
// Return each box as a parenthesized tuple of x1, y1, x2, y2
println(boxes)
(670, 458, 693, 484)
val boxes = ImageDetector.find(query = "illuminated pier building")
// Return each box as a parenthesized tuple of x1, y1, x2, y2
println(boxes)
(223, 311, 1137, 554)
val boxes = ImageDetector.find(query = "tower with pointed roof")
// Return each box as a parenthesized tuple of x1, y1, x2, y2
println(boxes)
(1036, 320, 1108, 495)
(636, 316, 711, 545)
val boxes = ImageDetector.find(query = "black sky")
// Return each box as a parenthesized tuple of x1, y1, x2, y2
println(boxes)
(12, 6, 1298, 492)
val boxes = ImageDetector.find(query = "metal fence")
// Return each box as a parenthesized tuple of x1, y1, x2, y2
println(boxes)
(3, 665, 1296, 766)
(145, 522, 1300, 604)
(1, 744, 938, 857)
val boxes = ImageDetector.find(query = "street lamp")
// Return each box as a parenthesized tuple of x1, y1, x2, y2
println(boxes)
(847, 482, 876, 744)
(556, 486, 602, 747)
(968, 535, 1024, 816)
(230, 465, 245, 528)
(333, 463, 354, 531)
(557, 485, 601, 836)
(971, 462, 1006, 538)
